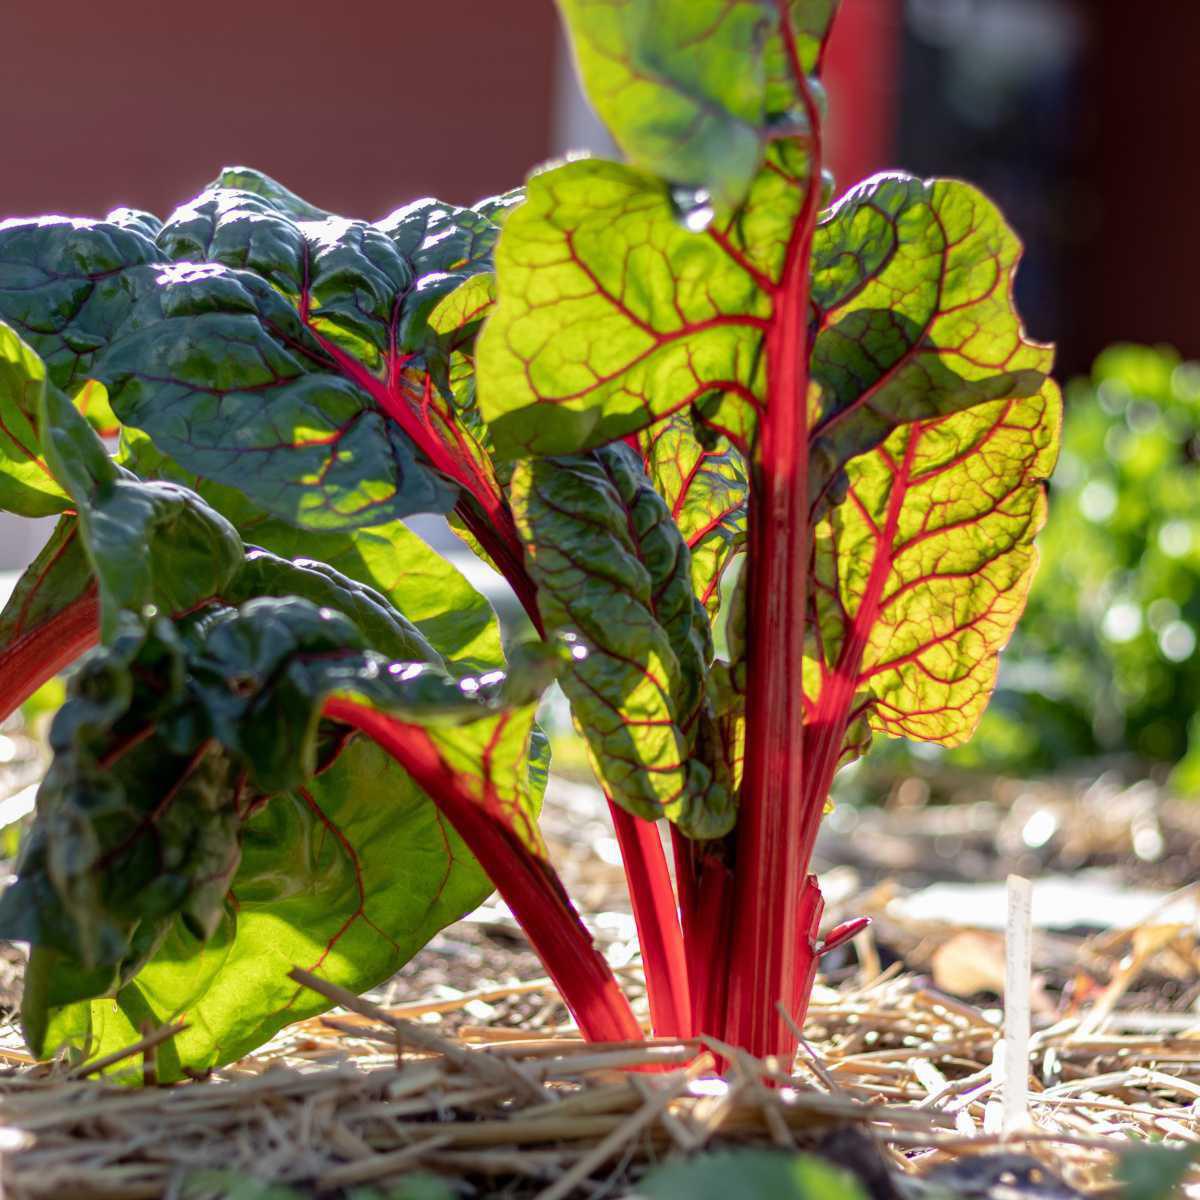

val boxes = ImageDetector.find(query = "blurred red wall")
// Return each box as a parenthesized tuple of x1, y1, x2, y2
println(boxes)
(1, 1, 560, 220)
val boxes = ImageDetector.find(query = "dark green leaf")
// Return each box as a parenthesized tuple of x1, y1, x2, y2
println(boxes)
(0, 217, 162, 393)
(40, 386, 244, 639)
(6, 595, 552, 1078)
(119, 426, 505, 673)
(511, 443, 732, 837)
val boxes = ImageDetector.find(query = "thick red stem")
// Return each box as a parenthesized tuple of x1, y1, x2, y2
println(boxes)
(0, 590, 100, 723)
(607, 801, 690, 1037)
(324, 698, 643, 1043)
(723, 7, 827, 1058)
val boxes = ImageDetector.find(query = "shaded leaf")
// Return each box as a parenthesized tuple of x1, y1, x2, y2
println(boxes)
(637, 1148, 868, 1200)
(39, 387, 244, 640)
(511, 443, 732, 837)
(6, 595, 552, 1078)
(119, 426, 504, 673)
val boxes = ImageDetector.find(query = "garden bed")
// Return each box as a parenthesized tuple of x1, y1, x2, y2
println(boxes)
(0, 766, 1197, 1198)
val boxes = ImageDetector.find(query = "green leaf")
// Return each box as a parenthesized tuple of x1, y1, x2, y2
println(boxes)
(39, 387, 244, 640)
(209, 166, 331, 221)
(511, 443, 733, 837)
(1116, 1144, 1200, 1200)
(479, 166, 1050, 491)
(95, 257, 456, 529)
(478, 157, 768, 458)
(0, 319, 68, 516)
(44, 734, 490, 1082)
(0, 217, 162, 393)
(0, 170, 520, 534)
(807, 175, 1052, 513)
(120, 426, 504, 674)
(639, 411, 747, 620)
(807, 382, 1062, 753)
(6, 595, 552, 1078)
(638, 1148, 868, 1200)
(555, 1, 836, 208)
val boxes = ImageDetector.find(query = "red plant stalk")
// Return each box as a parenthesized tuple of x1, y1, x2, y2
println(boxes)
(722, 15, 829, 1059)
(607, 800, 690, 1037)
(324, 697, 643, 1042)
(671, 828, 735, 1036)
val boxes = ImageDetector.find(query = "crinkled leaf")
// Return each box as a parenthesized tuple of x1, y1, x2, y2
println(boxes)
(555, 1, 835, 208)
(0, 217, 161, 393)
(639, 411, 747, 620)
(42, 734, 488, 1084)
(3, 596, 553, 1078)
(0, 169, 521, 533)
(478, 157, 769, 457)
(511, 443, 732, 837)
(39, 387, 244, 639)
(807, 174, 1052, 514)
(209, 166, 331, 221)
(806, 382, 1061, 759)
(479, 166, 1049, 493)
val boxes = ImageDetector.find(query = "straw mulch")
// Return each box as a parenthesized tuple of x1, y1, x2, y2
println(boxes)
(2, 745, 1199, 1197)
(0, 949, 1197, 1200)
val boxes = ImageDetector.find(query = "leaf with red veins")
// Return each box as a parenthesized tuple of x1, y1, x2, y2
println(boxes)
(157, 177, 518, 561)
(0, 170, 520, 534)
(479, 157, 770, 458)
(510, 443, 733, 838)
(555, 0, 836, 208)
(807, 175, 1054, 515)
(804, 381, 1062, 792)
(0, 320, 71, 517)
(9, 593, 556, 1079)
(639, 411, 747, 622)
(481, 162, 1048, 471)
(36, 735, 493, 1083)
(0, 217, 164, 394)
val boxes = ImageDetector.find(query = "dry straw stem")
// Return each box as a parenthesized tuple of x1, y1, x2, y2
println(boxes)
(0, 960, 1197, 1196)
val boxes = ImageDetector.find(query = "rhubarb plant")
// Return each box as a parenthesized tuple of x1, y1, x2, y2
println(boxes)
(0, 0, 1057, 1077)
